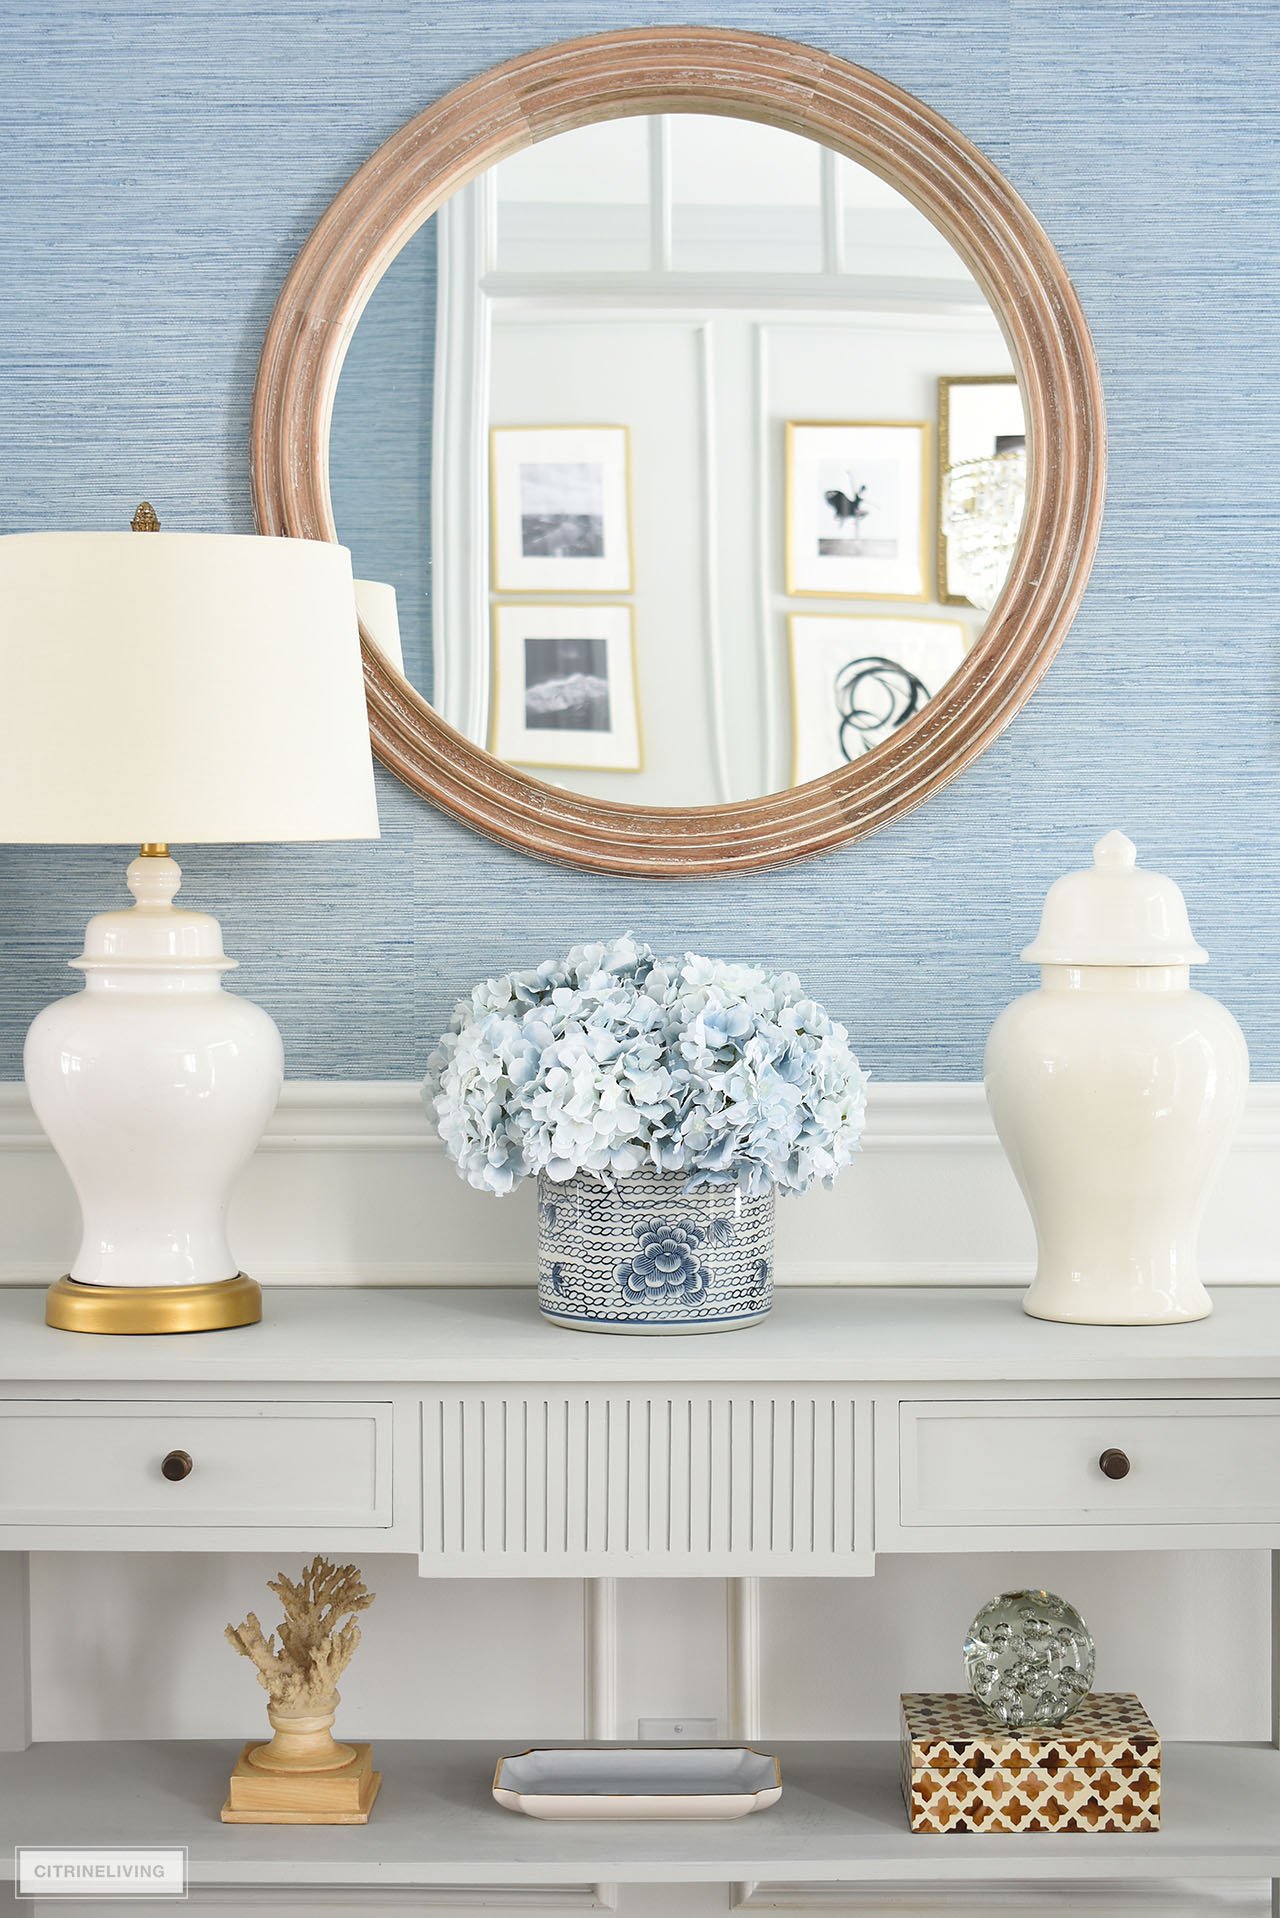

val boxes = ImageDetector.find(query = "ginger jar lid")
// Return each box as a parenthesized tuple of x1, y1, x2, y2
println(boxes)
(1021, 831, 1209, 967)
(71, 853, 233, 972)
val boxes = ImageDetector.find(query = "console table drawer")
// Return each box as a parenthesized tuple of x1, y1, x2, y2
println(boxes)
(0, 1401, 392, 1528)
(900, 1398, 1280, 1530)
(422, 1388, 870, 1574)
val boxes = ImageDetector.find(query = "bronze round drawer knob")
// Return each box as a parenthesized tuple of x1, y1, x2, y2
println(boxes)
(1099, 1447, 1131, 1481)
(160, 1449, 193, 1483)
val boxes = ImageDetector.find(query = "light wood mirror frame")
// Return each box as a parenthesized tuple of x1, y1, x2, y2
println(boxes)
(252, 26, 1105, 877)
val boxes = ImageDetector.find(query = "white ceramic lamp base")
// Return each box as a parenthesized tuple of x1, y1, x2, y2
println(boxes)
(24, 851, 283, 1335)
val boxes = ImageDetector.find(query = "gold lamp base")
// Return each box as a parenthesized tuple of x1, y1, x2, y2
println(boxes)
(45, 1274, 262, 1335)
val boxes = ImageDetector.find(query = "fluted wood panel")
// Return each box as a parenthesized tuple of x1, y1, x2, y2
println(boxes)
(421, 1388, 871, 1575)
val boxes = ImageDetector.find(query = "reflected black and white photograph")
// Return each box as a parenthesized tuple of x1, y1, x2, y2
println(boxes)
(491, 603, 641, 772)
(789, 613, 966, 784)
(520, 463, 605, 560)
(816, 455, 901, 559)
(492, 426, 631, 591)
(787, 421, 927, 599)
(524, 635, 611, 731)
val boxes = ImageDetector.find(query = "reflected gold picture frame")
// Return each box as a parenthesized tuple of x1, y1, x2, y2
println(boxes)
(787, 611, 969, 786)
(490, 424, 635, 595)
(785, 420, 930, 602)
(936, 373, 1024, 605)
(490, 601, 643, 775)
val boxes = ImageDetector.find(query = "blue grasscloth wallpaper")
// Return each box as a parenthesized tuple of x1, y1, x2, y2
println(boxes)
(1, 0, 1277, 1080)
(329, 224, 436, 694)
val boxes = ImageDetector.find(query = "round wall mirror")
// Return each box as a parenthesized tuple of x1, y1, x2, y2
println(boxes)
(253, 27, 1104, 874)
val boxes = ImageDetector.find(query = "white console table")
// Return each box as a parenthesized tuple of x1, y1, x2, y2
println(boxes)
(1, 1283, 1279, 1909)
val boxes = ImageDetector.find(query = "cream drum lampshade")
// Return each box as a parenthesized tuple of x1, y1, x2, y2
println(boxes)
(0, 522, 380, 1334)
(0, 531, 379, 842)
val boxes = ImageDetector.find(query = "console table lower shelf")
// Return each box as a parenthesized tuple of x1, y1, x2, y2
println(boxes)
(0, 1739, 1275, 1889)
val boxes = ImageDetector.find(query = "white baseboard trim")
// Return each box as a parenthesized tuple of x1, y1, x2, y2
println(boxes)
(3, 1081, 1280, 1290)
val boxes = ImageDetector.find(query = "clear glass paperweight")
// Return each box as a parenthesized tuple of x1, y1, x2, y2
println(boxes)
(963, 1588, 1095, 1728)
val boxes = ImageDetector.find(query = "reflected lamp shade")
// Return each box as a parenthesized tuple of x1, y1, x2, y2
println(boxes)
(0, 532, 379, 843)
(0, 526, 380, 1336)
(354, 577, 405, 679)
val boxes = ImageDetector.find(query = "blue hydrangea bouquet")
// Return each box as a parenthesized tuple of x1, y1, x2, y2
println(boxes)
(425, 936, 867, 1333)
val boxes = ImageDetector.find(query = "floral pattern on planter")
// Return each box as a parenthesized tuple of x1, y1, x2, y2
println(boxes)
(615, 1219, 712, 1307)
(537, 1166, 774, 1333)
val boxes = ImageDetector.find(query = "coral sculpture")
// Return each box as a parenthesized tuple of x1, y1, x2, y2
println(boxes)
(223, 1556, 381, 1820)
(225, 1556, 375, 1715)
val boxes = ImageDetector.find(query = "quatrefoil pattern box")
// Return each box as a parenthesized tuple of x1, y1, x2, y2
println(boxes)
(900, 1692, 1161, 1833)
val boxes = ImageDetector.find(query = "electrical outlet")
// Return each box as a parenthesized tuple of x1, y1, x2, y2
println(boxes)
(637, 1717, 718, 1742)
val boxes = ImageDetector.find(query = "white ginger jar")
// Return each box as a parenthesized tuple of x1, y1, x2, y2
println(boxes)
(24, 854, 283, 1294)
(985, 831, 1248, 1324)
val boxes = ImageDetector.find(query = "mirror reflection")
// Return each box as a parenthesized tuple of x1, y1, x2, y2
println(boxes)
(330, 112, 1025, 805)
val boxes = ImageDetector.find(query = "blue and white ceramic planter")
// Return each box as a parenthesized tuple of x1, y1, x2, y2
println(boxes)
(537, 1168, 774, 1334)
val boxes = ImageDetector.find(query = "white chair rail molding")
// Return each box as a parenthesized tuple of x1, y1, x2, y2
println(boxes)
(7, 1078, 1280, 1291)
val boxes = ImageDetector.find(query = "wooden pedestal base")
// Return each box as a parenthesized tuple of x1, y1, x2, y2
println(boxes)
(221, 1742, 381, 1823)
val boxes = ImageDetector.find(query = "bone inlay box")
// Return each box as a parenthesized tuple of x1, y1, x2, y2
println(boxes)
(901, 1692, 1161, 1833)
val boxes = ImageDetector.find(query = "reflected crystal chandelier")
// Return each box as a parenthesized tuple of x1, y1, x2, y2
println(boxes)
(942, 448, 1027, 612)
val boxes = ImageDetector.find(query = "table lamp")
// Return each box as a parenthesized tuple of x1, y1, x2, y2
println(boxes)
(0, 507, 380, 1333)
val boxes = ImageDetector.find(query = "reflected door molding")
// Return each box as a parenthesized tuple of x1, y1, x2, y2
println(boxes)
(433, 180, 492, 743)
(752, 322, 782, 795)
(438, 258, 737, 798)
(433, 136, 735, 797)
(695, 319, 733, 805)
(252, 25, 1105, 875)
